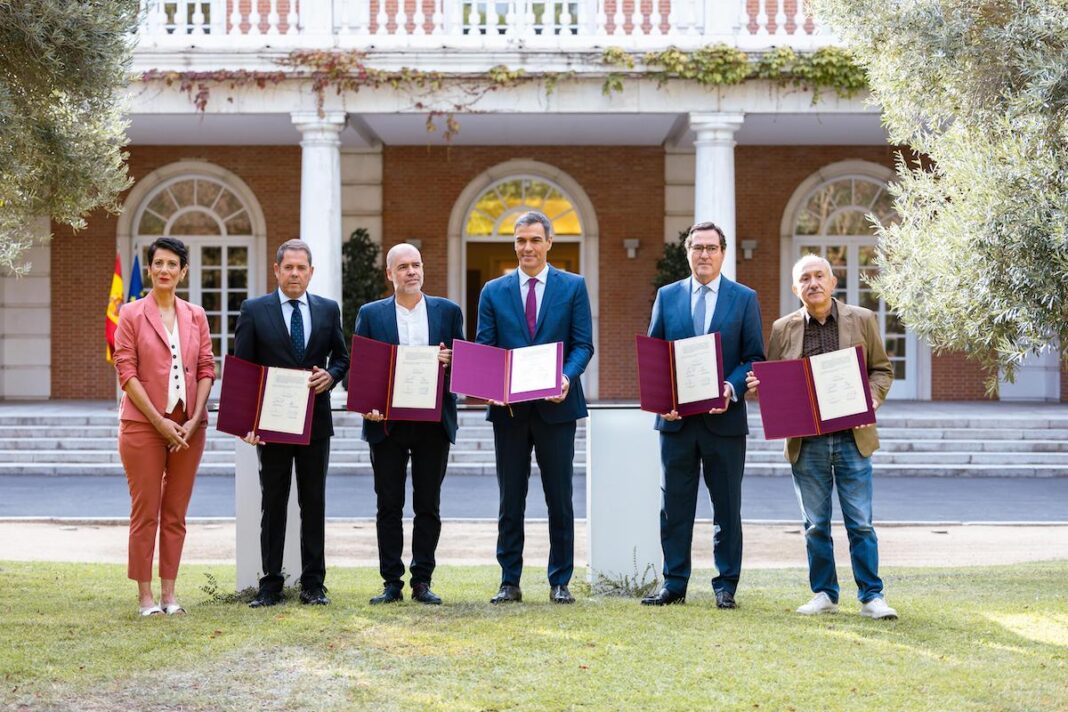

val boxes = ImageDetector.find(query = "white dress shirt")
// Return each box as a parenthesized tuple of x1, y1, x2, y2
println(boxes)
(395, 295, 430, 346)
(689, 274, 721, 335)
(165, 318, 187, 413)
(518, 263, 550, 321)
(278, 289, 311, 347)
(689, 273, 735, 402)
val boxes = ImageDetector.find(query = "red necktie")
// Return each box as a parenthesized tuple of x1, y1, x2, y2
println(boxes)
(525, 277, 537, 338)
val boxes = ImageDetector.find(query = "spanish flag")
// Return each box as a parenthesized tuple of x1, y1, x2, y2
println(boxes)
(105, 252, 124, 363)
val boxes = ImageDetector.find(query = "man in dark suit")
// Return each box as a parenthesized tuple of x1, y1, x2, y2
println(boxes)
(476, 210, 594, 605)
(354, 243, 464, 606)
(642, 222, 765, 608)
(233, 239, 349, 608)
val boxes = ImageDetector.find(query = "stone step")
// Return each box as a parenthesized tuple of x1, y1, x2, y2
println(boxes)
(746, 451, 1068, 465)
(0, 462, 581, 477)
(0, 448, 589, 465)
(0, 436, 591, 452)
(3, 461, 1066, 478)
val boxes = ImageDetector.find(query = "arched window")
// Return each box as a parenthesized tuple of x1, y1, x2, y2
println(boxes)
(448, 161, 600, 398)
(784, 164, 920, 398)
(461, 175, 585, 337)
(132, 174, 259, 382)
(463, 176, 583, 241)
(791, 175, 897, 306)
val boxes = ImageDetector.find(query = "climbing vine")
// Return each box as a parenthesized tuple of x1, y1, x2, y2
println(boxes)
(601, 44, 867, 99)
(139, 45, 868, 142)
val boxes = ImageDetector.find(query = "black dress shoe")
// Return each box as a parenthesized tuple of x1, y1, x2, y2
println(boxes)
(489, 584, 522, 604)
(715, 590, 737, 609)
(299, 586, 330, 606)
(411, 582, 442, 605)
(370, 584, 403, 605)
(550, 585, 575, 604)
(248, 590, 283, 608)
(640, 587, 686, 606)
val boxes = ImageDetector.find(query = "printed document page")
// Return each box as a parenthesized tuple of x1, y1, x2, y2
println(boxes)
(673, 334, 720, 404)
(509, 343, 559, 394)
(390, 346, 440, 409)
(810, 347, 868, 420)
(257, 367, 310, 434)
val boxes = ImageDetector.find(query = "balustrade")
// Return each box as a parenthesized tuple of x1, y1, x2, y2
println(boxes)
(135, 0, 832, 49)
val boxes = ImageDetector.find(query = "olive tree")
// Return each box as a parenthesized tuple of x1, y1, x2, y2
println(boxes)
(812, 0, 1068, 384)
(0, 0, 139, 273)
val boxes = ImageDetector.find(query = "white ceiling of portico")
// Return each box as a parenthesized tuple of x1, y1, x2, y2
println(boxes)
(126, 111, 889, 148)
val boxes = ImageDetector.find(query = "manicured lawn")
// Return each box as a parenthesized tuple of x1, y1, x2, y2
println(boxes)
(2, 561, 1067, 710)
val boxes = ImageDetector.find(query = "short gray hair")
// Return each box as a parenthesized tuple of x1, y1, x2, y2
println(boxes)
(386, 242, 421, 269)
(791, 254, 834, 284)
(276, 239, 313, 265)
(513, 211, 553, 239)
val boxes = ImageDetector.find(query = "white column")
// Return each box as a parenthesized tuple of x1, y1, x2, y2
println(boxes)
(292, 112, 347, 308)
(690, 112, 744, 280)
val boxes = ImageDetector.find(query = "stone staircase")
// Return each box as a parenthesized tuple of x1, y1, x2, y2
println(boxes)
(1, 404, 1067, 477)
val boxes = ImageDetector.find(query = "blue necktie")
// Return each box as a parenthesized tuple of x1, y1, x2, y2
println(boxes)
(692, 284, 709, 336)
(289, 299, 305, 362)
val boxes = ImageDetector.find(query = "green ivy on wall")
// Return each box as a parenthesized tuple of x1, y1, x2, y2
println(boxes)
(141, 45, 869, 143)
(602, 44, 867, 100)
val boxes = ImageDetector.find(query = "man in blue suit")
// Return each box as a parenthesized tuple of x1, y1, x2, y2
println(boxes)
(476, 211, 594, 604)
(355, 243, 464, 606)
(641, 222, 765, 608)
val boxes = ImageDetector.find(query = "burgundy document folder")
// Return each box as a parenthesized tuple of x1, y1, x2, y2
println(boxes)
(345, 335, 444, 421)
(635, 333, 727, 416)
(216, 355, 314, 445)
(752, 345, 876, 439)
(449, 340, 564, 403)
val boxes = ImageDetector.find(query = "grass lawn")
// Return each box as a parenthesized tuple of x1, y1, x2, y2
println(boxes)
(1, 561, 1067, 711)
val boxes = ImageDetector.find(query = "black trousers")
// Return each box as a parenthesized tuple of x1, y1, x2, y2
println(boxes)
(256, 437, 330, 593)
(368, 421, 451, 587)
(493, 410, 576, 587)
(659, 419, 746, 596)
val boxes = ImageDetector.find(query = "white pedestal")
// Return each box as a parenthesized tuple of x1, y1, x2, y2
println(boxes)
(585, 408, 663, 587)
(235, 441, 302, 591)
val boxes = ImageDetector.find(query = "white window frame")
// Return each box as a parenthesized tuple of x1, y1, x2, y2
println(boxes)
(779, 160, 930, 400)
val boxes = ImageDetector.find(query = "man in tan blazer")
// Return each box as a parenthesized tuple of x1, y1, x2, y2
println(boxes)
(746, 254, 898, 619)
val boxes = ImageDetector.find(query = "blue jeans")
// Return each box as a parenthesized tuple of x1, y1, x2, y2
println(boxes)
(791, 431, 883, 603)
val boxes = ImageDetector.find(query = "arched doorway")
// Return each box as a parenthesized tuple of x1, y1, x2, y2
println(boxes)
(448, 160, 600, 398)
(780, 161, 927, 399)
(462, 175, 582, 338)
(117, 161, 267, 397)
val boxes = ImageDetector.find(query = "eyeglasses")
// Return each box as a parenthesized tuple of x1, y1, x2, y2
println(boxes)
(690, 244, 722, 255)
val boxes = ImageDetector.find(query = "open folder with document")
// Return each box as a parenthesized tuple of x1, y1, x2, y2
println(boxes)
(752, 344, 876, 439)
(449, 340, 564, 404)
(635, 332, 726, 416)
(215, 355, 315, 444)
(345, 335, 445, 421)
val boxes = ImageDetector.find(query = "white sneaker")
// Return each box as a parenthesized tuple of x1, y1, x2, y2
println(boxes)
(860, 597, 898, 620)
(796, 592, 838, 615)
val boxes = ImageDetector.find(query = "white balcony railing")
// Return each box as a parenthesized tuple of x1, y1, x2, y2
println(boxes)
(136, 0, 836, 51)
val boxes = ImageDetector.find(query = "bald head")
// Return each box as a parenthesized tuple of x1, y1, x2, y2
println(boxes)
(386, 242, 421, 270)
(386, 242, 425, 301)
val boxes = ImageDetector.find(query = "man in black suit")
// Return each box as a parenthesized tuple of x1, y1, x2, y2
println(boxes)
(234, 239, 349, 607)
(354, 243, 464, 605)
